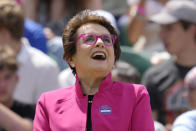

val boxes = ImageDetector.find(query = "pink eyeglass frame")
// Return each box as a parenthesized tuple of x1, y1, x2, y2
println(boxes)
(75, 33, 117, 46)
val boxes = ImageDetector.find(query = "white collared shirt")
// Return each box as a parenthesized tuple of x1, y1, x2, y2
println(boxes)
(14, 38, 60, 104)
(58, 67, 75, 88)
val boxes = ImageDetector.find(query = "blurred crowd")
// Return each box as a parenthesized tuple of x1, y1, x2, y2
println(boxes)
(0, 0, 196, 130)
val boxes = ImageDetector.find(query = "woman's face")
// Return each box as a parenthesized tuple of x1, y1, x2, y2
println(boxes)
(69, 23, 115, 77)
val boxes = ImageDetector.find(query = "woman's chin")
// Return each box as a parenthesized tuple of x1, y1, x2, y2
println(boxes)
(92, 65, 111, 72)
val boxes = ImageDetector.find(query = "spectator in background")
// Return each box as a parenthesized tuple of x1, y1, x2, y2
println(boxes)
(172, 67, 196, 131)
(24, 19, 48, 54)
(142, 0, 196, 129)
(15, 0, 48, 54)
(0, 46, 35, 131)
(22, 0, 101, 36)
(22, 0, 70, 36)
(126, 0, 169, 62)
(102, 0, 128, 19)
(112, 60, 141, 84)
(0, 0, 60, 105)
(127, 0, 168, 44)
(119, 45, 151, 76)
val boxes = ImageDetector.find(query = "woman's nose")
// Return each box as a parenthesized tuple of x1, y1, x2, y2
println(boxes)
(95, 38, 104, 47)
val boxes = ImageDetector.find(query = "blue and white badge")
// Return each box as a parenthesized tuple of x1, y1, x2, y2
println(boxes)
(99, 105, 112, 115)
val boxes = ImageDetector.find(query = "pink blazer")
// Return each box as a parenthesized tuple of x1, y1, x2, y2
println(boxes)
(34, 73, 155, 131)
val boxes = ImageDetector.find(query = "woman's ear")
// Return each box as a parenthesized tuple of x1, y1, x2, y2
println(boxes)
(67, 57, 75, 68)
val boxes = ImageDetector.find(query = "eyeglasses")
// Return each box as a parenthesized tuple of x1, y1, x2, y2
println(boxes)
(76, 33, 117, 46)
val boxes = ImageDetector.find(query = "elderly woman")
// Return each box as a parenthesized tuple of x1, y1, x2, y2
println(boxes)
(33, 10, 154, 131)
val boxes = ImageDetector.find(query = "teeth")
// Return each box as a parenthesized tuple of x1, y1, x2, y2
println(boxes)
(92, 53, 105, 58)
(92, 52, 106, 59)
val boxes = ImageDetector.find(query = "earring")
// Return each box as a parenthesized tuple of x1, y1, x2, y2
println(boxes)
(70, 63, 75, 68)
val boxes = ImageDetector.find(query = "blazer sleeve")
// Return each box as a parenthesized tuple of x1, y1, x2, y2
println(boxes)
(130, 85, 155, 131)
(33, 94, 51, 131)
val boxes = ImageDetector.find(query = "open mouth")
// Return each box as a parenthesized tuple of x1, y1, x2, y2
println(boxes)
(91, 52, 106, 60)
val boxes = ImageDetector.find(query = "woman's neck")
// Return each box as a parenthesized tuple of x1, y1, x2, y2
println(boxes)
(79, 75, 105, 95)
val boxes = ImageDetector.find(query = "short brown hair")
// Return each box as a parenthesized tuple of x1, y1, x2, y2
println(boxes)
(0, 0, 24, 41)
(62, 10, 121, 74)
(0, 46, 18, 72)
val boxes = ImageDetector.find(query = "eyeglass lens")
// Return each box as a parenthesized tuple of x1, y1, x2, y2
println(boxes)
(83, 34, 114, 45)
